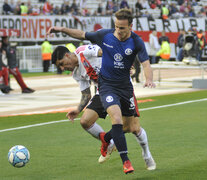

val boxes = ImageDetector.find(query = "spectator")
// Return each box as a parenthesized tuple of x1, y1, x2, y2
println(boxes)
(150, 1, 157, 9)
(97, 3, 104, 15)
(159, 31, 169, 45)
(178, 0, 184, 6)
(20, 2, 28, 16)
(135, 0, 143, 16)
(43, 0, 53, 15)
(176, 30, 185, 61)
(31, 5, 40, 15)
(113, 1, 119, 13)
(149, 31, 160, 64)
(120, 0, 129, 9)
(197, 30, 206, 61)
(71, 0, 79, 14)
(131, 56, 141, 83)
(2, 0, 12, 15)
(188, 7, 196, 17)
(156, 40, 171, 61)
(1, 36, 35, 93)
(106, 0, 114, 15)
(61, 0, 71, 15)
(169, 3, 178, 18)
(13, 1, 21, 15)
(161, 4, 169, 20)
(10, 0, 16, 13)
(53, 5, 61, 15)
(27, 1, 33, 15)
(179, 2, 186, 14)
(41, 39, 53, 72)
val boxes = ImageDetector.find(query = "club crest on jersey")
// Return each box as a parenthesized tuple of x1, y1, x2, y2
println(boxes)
(106, 96, 113, 103)
(114, 53, 123, 61)
(125, 48, 132, 55)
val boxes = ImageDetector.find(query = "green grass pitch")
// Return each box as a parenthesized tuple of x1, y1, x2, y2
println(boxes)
(0, 90, 207, 180)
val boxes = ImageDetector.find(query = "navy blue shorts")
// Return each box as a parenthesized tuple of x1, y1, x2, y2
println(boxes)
(98, 75, 135, 117)
(87, 95, 107, 119)
(86, 94, 139, 119)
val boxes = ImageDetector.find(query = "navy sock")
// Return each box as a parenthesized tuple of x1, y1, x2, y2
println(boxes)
(104, 129, 112, 143)
(111, 124, 129, 163)
(104, 129, 127, 143)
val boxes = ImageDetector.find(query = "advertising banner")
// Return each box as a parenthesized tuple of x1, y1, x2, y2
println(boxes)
(0, 16, 111, 42)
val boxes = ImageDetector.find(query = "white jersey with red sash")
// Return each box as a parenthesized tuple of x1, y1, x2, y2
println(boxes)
(73, 45, 101, 91)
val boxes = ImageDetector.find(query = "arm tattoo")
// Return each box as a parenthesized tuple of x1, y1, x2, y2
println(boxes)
(78, 87, 91, 112)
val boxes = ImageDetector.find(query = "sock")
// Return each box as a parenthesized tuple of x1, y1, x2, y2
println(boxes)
(86, 123, 104, 139)
(9, 67, 27, 90)
(104, 129, 112, 143)
(111, 124, 128, 163)
(134, 127, 151, 159)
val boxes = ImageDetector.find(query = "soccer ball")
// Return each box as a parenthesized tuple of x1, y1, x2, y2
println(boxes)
(8, 145, 30, 168)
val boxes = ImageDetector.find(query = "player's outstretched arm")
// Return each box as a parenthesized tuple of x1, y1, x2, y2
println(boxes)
(141, 60, 156, 88)
(66, 87, 91, 122)
(47, 26, 86, 40)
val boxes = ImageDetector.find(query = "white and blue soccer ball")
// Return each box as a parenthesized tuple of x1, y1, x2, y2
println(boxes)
(8, 145, 30, 168)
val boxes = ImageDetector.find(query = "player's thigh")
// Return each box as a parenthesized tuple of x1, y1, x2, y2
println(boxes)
(106, 105, 123, 125)
(123, 116, 141, 133)
(80, 109, 99, 128)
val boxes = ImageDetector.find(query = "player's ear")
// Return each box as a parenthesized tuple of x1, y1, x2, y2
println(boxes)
(129, 24, 133, 30)
(65, 53, 70, 58)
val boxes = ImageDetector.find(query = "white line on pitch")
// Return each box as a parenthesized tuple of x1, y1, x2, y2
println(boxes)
(0, 98, 207, 133)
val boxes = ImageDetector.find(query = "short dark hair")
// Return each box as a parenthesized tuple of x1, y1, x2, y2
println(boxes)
(52, 46, 70, 64)
(115, 9, 133, 25)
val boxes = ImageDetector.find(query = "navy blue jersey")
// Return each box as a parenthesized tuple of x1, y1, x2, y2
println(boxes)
(85, 29, 149, 80)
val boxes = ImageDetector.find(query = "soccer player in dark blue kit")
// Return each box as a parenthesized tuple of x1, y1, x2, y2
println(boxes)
(47, 9, 155, 174)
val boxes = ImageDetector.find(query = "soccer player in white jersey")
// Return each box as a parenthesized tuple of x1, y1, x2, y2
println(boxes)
(52, 44, 156, 171)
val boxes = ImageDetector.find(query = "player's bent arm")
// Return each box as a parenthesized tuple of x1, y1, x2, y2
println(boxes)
(47, 26, 86, 40)
(141, 60, 156, 88)
(98, 48, 103, 57)
(77, 87, 91, 112)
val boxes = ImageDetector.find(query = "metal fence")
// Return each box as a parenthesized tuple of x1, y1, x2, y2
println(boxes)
(16, 45, 56, 72)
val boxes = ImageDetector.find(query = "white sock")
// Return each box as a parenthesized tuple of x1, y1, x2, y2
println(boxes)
(86, 123, 104, 139)
(134, 127, 152, 159)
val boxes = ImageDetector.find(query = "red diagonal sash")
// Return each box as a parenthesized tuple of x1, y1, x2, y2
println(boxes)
(80, 53, 98, 83)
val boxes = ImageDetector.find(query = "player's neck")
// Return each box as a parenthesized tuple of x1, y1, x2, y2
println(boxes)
(114, 32, 131, 41)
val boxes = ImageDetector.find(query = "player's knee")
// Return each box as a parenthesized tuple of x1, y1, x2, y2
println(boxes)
(80, 118, 90, 129)
(131, 126, 141, 135)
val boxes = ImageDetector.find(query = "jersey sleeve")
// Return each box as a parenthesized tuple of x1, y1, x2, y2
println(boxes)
(72, 68, 91, 92)
(85, 29, 113, 48)
(76, 80, 90, 92)
(133, 33, 149, 63)
(83, 45, 100, 58)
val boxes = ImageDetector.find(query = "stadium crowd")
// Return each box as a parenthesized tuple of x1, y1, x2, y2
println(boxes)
(1, 0, 207, 18)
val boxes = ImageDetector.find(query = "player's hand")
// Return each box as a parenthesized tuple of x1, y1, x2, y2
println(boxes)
(143, 81, 156, 88)
(47, 26, 62, 36)
(66, 109, 80, 123)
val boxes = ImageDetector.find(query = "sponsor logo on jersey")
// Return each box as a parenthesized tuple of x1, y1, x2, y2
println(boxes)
(103, 42, 113, 48)
(125, 48, 132, 55)
(106, 96, 113, 103)
(114, 53, 123, 61)
(114, 53, 124, 69)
